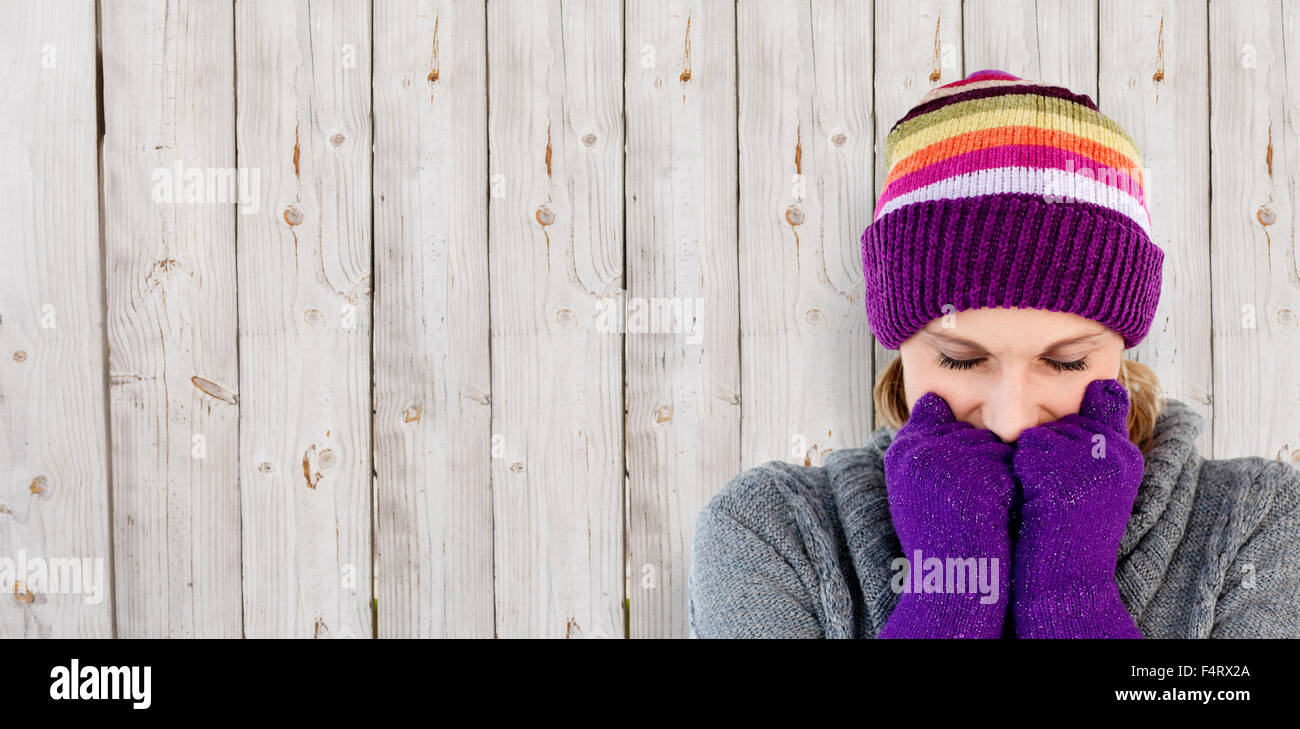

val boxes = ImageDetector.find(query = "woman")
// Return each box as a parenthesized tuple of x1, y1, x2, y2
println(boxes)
(688, 69, 1300, 638)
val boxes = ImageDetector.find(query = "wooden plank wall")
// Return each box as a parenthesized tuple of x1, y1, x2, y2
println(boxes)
(0, 0, 112, 639)
(101, 0, 241, 638)
(0, 0, 1296, 638)
(234, 0, 374, 640)
(372, 0, 494, 638)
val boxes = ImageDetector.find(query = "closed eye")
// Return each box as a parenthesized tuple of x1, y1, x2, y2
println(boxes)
(936, 353, 1091, 372)
(1047, 356, 1090, 372)
(936, 353, 984, 370)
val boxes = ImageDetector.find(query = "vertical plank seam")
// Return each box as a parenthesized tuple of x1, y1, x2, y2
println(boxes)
(868, 0, 877, 432)
(733, 0, 743, 512)
(620, 0, 629, 639)
(485, 0, 498, 639)
(730, 0, 745, 631)
(232, 0, 246, 639)
(1035, 0, 1042, 71)
(960, 0, 966, 76)
(1205, 0, 1215, 456)
(93, 0, 119, 639)
(368, 0, 378, 640)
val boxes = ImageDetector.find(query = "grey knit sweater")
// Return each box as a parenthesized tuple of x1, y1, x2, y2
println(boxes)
(688, 397, 1300, 638)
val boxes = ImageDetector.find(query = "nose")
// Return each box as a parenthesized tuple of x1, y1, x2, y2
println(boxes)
(980, 375, 1040, 444)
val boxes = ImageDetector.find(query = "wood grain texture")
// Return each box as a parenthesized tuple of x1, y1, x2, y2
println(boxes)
(235, 0, 373, 638)
(869, 0, 962, 420)
(624, 0, 740, 638)
(2, 0, 1297, 638)
(101, 0, 241, 638)
(738, 0, 874, 471)
(963, 0, 1097, 94)
(1101, 0, 1212, 456)
(487, 0, 625, 638)
(373, 0, 493, 638)
(0, 0, 112, 638)
(1209, 0, 1300, 463)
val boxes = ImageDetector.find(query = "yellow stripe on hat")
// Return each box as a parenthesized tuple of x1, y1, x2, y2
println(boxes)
(887, 104, 1143, 174)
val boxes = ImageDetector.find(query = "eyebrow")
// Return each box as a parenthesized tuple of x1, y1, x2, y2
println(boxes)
(921, 328, 1108, 355)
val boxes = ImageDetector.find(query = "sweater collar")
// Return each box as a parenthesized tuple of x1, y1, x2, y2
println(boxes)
(825, 396, 1207, 634)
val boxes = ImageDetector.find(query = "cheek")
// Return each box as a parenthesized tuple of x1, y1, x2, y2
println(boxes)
(1055, 359, 1124, 413)
(901, 355, 980, 414)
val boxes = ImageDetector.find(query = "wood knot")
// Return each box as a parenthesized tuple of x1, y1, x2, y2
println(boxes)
(302, 445, 323, 489)
(403, 404, 422, 423)
(13, 581, 35, 605)
(191, 375, 238, 405)
(1276, 307, 1297, 328)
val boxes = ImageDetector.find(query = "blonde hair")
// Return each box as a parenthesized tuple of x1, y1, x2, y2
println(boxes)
(872, 356, 1166, 456)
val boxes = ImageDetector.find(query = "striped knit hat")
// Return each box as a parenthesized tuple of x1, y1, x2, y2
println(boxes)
(860, 69, 1163, 350)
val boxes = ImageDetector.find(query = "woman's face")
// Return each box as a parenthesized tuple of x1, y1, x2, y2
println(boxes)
(897, 307, 1125, 444)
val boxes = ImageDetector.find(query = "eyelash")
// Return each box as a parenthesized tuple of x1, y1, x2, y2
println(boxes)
(936, 353, 1090, 373)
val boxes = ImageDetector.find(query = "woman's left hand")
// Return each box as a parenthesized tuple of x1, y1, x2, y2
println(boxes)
(1010, 378, 1145, 638)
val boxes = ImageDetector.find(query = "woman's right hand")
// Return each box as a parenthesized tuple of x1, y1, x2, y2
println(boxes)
(877, 391, 1017, 638)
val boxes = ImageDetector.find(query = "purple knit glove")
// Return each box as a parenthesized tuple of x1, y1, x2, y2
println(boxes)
(1011, 378, 1145, 638)
(878, 391, 1016, 638)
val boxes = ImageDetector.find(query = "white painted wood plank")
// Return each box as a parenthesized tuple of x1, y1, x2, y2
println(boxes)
(1285, 0, 1300, 466)
(0, 0, 112, 638)
(101, 0, 241, 638)
(738, 0, 874, 469)
(1209, 0, 1300, 463)
(1101, 0, 1212, 454)
(487, 0, 625, 638)
(963, 0, 1097, 95)
(869, 0, 962, 419)
(625, 0, 740, 638)
(373, 0, 493, 638)
(236, 0, 374, 638)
